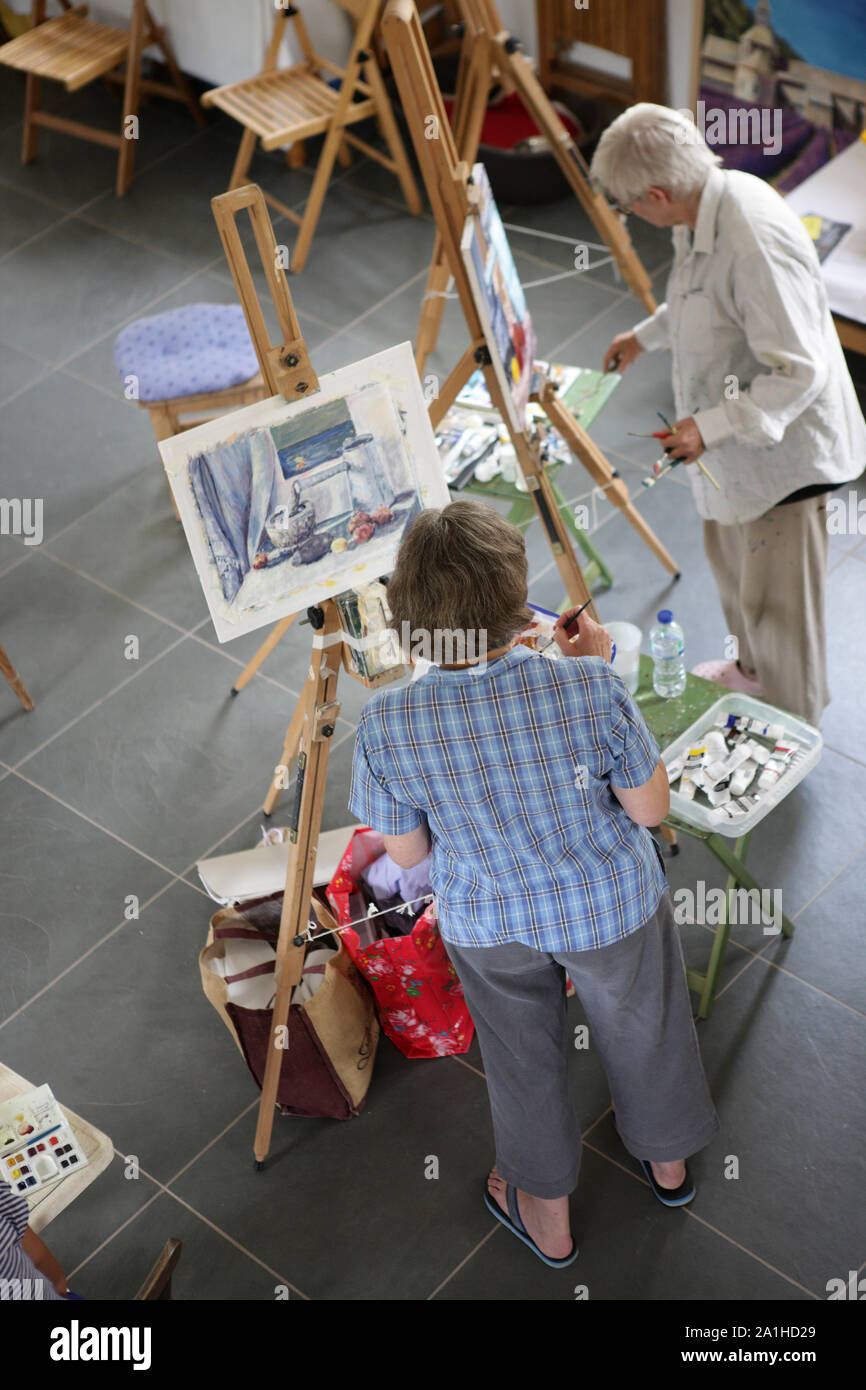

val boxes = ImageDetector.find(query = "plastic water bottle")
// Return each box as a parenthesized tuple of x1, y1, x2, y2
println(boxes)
(650, 610, 686, 698)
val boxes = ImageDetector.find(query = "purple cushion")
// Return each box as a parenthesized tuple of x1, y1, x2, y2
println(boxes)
(113, 303, 259, 403)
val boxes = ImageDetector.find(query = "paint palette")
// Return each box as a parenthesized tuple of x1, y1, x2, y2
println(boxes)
(0, 1085, 88, 1197)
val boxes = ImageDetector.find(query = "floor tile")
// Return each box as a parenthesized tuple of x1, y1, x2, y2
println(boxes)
(0, 340, 51, 404)
(591, 960, 866, 1294)
(0, 179, 66, 259)
(165, 1039, 495, 1298)
(0, 371, 155, 541)
(45, 465, 213, 633)
(0, 775, 172, 1020)
(20, 637, 302, 873)
(0, 881, 261, 1184)
(0, 550, 181, 764)
(0, 217, 190, 363)
(67, 1189, 290, 1301)
(83, 130, 313, 272)
(760, 844, 866, 1015)
(435, 1147, 810, 1300)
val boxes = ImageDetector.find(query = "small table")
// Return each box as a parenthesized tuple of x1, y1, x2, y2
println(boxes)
(0, 1065, 114, 1235)
(635, 657, 797, 1020)
(458, 366, 623, 591)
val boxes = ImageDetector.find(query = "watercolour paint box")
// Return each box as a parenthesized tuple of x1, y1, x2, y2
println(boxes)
(0, 1085, 88, 1197)
(662, 694, 822, 838)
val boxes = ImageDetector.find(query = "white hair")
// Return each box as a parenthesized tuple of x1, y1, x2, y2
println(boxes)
(590, 103, 722, 206)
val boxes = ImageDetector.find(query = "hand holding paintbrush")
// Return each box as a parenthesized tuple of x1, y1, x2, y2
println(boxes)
(653, 412, 720, 490)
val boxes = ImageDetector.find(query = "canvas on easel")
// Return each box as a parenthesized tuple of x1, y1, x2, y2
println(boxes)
(158, 343, 449, 643)
(163, 183, 431, 1170)
(383, 0, 680, 593)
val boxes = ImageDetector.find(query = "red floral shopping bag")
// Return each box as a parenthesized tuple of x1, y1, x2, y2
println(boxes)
(341, 903, 475, 1059)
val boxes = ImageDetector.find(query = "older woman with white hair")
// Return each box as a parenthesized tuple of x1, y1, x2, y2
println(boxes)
(593, 103, 865, 727)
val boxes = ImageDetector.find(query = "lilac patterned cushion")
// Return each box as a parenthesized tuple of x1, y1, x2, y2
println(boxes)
(113, 303, 259, 403)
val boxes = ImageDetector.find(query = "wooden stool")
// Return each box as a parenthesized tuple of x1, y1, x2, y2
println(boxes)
(113, 302, 269, 518)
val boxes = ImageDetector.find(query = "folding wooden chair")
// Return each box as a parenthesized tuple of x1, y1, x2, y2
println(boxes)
(0, 0, 204, 197)
(201, 0, 422, 272)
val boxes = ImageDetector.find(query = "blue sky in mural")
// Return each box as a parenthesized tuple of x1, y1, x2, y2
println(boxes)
(769, 0, 866, 83)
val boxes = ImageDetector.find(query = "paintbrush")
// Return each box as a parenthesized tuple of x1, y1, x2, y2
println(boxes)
(657, 411, 721, 491)
(536, 597, 593, 653)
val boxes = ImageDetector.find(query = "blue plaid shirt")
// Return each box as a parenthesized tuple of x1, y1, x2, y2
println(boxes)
(349, 646, 667, 952)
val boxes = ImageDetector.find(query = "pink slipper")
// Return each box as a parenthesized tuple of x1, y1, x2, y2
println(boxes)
(690, 659, 763, 696)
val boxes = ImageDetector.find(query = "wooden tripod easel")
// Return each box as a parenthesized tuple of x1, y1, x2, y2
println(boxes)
(411, 0, 657, 378)
(210, 183, 405, 1169)
(382, 0, 678, 583)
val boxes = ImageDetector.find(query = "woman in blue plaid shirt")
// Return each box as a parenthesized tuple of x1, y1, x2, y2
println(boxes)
(349, 501, 719, 1268)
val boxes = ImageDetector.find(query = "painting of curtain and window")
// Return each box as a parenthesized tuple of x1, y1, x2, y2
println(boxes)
(159, 343, 450, 642)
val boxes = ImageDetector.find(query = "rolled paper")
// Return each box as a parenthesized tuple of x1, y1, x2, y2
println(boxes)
(748, 742, 771, 766)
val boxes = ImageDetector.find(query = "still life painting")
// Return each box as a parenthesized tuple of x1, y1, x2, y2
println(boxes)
(461, 162, 537, 433)
(159, 342, 450, 642)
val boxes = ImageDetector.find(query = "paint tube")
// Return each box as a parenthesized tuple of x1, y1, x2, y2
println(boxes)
(678, 775, 696, 801)
(707, 785, 731, 806)
(703, 730, 727, 761)
(757, 759, 786, 790)
(665, 755, 686, 784)
(748, 718, 784, 740)
(747, 741, 771, 766)
(704, 759, 730, 785)
(772, 742, 801, 766)
(729, 759, 758, 796)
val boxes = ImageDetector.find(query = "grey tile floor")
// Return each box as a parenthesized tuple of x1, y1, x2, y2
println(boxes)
(1, 77, 865, 1303)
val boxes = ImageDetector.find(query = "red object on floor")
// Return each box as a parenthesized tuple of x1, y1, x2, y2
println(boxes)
(442, 91, 582, 151)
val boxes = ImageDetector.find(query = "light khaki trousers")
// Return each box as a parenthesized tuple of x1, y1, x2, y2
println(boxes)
(702, 494, 830, 727)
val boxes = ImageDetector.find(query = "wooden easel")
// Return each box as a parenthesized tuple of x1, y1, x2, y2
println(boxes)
(210, 183, 405, 1169)
(411, 0, 657, 378)
(382, 0, 678, 583)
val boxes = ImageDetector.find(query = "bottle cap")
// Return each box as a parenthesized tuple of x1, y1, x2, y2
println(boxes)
(657, 609, 673, 623)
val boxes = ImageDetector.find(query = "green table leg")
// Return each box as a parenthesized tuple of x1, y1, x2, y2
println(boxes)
(670, 821, 796, 1020)
(505, 489, 613, 591)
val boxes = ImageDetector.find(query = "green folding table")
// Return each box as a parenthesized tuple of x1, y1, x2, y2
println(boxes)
(635, 656, 797, 1019)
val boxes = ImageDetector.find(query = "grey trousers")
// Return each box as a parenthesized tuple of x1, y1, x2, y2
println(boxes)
(445, 891, 720, 1198)
(703, 494, 831, 727)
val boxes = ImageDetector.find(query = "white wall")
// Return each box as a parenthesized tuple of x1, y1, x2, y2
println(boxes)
(26, 0, 699, 104)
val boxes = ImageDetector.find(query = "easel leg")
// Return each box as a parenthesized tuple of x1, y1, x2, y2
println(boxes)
(362, 52, 423, 215)
(148, 405, 181, 520)
(229, 128, 258, 190)
(0, 644, 35, 711)
(263, 690, 308, 818)
(254, 603, 342, 1165)
(232, 614, 297, 695)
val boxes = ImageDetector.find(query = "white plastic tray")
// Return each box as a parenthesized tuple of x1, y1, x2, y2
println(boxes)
(661, 693, 823, 837)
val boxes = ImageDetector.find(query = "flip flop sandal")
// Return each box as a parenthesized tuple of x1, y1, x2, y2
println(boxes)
(483, 1182, 579, 1268)
(639, 1159, 696, 1207)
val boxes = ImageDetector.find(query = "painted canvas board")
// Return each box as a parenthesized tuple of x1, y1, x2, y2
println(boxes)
(460, 162, 537, 434)
(695, 0, 866, 192)
(159, 342, 450, 643)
